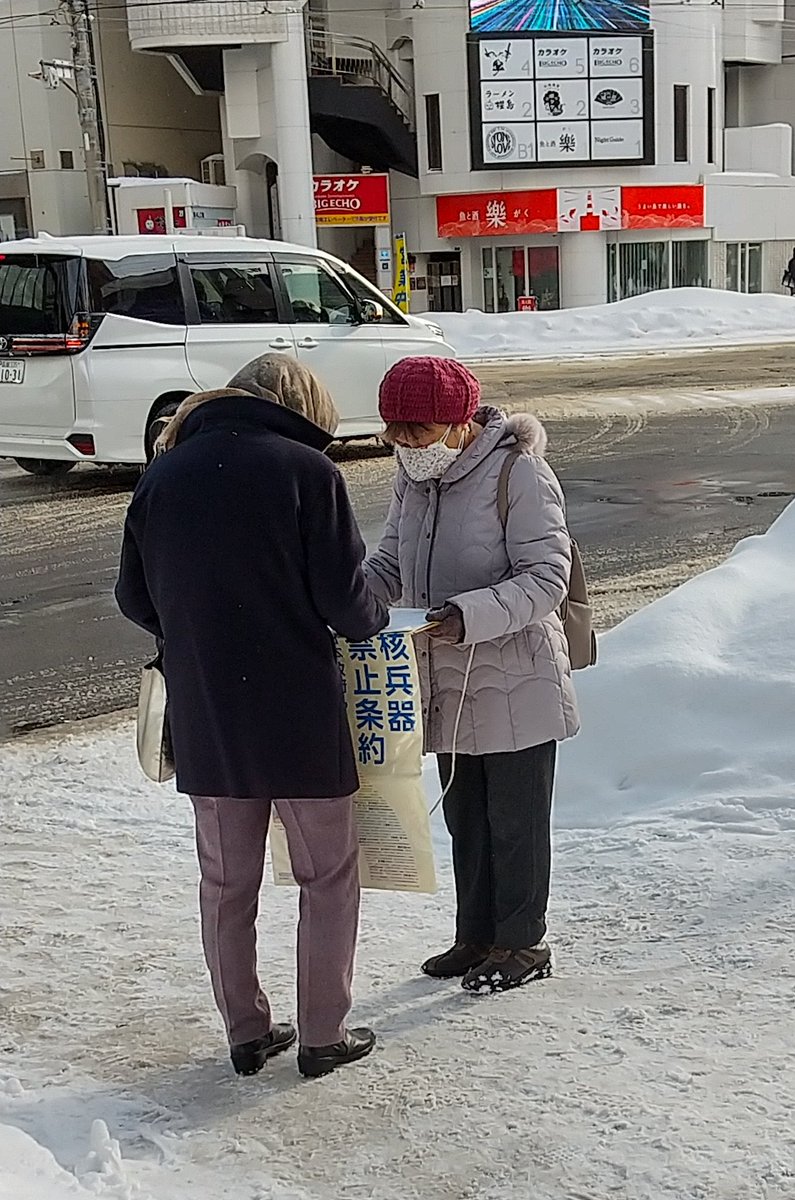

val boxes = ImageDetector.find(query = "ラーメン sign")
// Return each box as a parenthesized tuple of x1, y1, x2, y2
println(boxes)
(313, 173, 391, 226)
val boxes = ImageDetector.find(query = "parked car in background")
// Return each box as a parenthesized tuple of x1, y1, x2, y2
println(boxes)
(0, 234, 453, 475)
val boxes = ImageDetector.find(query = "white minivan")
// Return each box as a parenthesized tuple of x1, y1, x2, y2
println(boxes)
(0, 234, 454, 475)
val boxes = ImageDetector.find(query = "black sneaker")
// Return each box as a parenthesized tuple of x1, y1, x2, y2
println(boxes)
(461, 944, 552, 994)
(230, 1023, 297, 1076)
(297, 1028, 376, 1078)
(421, 942, 491, 979)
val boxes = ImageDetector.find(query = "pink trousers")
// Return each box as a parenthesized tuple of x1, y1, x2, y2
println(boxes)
(190, 795, 360, 1048)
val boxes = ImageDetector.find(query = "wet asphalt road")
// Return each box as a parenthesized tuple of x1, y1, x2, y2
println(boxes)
(1, 360, 793, 739)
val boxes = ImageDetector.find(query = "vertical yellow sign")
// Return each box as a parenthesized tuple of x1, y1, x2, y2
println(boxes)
(392, 233, 411, 313)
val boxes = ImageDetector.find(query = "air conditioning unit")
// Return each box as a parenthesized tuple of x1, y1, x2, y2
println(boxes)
(201, 154, 226, 186)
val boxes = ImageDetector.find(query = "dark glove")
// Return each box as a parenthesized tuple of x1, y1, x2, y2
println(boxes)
(425, 604, 465, 644)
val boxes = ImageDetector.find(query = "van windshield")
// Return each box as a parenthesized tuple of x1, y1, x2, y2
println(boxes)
(0, 254, 82, 335)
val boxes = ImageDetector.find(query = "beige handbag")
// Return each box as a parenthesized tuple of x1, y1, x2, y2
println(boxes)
(136, 652, 175, 783)
(497, 449, 597, 670)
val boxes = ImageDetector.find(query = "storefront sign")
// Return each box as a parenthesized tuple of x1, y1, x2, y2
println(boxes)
(558, 187, 621, 231)
(136, 207, 187, 234)
(313, 174, 390, 226)
(471, 0, 649, 33)
(621, 185, 704, 228)
(437, 185, 705, 237)
(469, 33, 654, 170)
(517, 296, 538, 311)
(437, 189, 557, 238)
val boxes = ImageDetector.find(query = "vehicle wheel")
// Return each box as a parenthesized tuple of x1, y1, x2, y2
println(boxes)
(14, 458, 76, 477)
(145, 401, 180, 462)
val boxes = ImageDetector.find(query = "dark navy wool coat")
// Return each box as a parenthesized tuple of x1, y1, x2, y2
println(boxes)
(116, 394, 387, 799)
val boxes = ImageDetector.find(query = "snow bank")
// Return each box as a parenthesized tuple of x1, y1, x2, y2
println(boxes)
(429, 287, 795, 360)
(556, 500, 795, 828)
(0, 1123, 87, 1199)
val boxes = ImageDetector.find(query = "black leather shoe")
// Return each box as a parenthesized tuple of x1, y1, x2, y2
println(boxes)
(230, 1023, 297, 1076)
(297, 1027, 376, 1078)
(421, 942, 491, 979)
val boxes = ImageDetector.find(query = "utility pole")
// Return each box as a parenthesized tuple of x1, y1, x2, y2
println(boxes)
(60, 0, 110, 233)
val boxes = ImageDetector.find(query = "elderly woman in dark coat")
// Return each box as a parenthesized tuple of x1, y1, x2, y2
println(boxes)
(116, 355, 387, 1079)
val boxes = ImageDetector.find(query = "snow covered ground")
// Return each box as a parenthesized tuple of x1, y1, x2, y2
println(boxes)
(433, 286, 795, 361)
(2, 506, 795, 1199)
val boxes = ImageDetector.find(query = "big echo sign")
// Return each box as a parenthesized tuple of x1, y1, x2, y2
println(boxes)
(313, 174, 391, 226)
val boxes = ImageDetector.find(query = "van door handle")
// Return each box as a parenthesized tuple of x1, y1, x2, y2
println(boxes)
(269, 337, 291, 350)
(297, 337, 318, 350)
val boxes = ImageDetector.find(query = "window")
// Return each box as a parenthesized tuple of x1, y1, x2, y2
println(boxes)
(481, 245, 560, 312)
(707, 87, 716, 165)
(338, 269, 406, 324)
(189, 264, 278, 324)
(674, 85, 689, 163)
(672, 240, 708, 288)
(726, 242, 762, 293)
(59, 150, 75, 170)
(0, 255, 81, 334)
(609, 241, 669, 301)
(278, 260, 357, 324)
(425, 94, 442, 172)
(609, 239, 709, 301)
(86, 255, 185, 324)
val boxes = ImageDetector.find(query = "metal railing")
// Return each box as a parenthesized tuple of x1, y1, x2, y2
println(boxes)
(306, 25, 414, 128)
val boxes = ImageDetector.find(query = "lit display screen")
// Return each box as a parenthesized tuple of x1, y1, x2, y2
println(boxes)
(470, 0, 650, 34)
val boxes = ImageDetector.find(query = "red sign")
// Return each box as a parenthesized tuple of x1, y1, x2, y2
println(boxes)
(621, 185, 705, 229)
(437, 185, 706, 237)
(313, 174, 390, 226)
(436, 190, 557, 238)
(136, 207, 187, 234)
(517, 296, 538, 312)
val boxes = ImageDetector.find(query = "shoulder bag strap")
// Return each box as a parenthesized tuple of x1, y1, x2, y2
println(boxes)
(497, 447, 523, 528)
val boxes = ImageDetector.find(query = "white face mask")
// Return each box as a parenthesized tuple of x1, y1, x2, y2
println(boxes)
(396, 426, 464, 482)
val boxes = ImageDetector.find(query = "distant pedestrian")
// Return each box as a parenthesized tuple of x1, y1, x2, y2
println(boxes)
(365, 357, 580, 994)
(782, 248, 795, 295)
(116, 355, 388, 1078)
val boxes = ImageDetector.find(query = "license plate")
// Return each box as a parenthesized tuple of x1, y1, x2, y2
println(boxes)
(0, 360, 24, 385)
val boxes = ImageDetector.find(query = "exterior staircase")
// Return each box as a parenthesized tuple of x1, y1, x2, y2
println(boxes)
(306, 28, 418, 178)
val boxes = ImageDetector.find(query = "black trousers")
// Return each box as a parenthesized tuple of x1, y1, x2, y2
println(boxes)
(438, 743, 556, 950)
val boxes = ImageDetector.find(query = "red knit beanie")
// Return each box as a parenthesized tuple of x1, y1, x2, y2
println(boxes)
(379, 357, 481, 426)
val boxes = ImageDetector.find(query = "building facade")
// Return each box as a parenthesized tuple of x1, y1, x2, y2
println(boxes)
(0, 0, 221, 237)
(389, 0, 795, 310)
(6, 0, 795, 313)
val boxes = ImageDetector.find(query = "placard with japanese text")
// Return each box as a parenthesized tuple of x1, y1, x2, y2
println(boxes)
(270, 620, 437, 894)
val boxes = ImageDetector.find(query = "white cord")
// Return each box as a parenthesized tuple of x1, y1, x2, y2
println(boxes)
(429, 642, 476, 817)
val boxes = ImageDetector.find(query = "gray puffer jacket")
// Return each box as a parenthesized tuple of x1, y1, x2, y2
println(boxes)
(364, 407, 580, 755)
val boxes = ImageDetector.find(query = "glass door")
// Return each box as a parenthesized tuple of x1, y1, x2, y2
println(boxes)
(725, 243, 762, 293)
(482, 245, 560, 311)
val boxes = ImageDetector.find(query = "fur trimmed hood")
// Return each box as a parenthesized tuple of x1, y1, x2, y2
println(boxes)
(505, 411, 548, 458)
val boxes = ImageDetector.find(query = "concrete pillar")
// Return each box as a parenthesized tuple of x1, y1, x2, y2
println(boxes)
(559, 232, 608, 308)
(271, 9, 317, 248)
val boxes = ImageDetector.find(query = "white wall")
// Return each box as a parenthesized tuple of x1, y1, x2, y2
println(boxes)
(1, 0, 92, 233)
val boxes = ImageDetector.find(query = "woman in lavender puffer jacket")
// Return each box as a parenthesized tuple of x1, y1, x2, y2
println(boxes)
(365, 357, 579, 994)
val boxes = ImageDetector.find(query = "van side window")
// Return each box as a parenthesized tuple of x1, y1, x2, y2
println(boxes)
(189, 264, 279, 324)
(277, 260, 356, 325)
(338, 270, 406, 325)
(86, 256, 185, 324)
